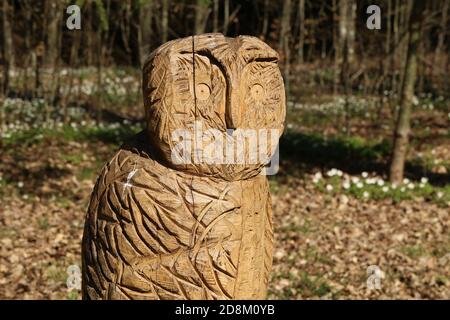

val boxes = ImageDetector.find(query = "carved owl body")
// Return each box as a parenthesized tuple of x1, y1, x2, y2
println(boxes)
(82, 34, 285, 300)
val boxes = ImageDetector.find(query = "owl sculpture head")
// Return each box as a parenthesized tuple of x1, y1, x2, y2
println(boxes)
(142, 34, 286, 181)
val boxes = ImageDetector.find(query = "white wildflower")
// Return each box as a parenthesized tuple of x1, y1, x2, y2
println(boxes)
(327, 168, 340, 177)
(343, 181, 351, 190)
(313, 172, 322, 184)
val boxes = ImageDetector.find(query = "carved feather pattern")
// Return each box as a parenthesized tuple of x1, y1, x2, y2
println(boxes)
(82, 135, 273, 300)
(83, 34, 283, 300)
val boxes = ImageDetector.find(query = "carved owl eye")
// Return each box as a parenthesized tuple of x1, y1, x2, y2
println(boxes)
(250, 84, 265, 101)
(240, 62, 285, 130)
(195, 83, 211, 101)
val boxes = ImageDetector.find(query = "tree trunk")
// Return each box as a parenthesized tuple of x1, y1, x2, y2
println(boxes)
(212, 0, 219, 32)
(397, 1, 412, 95)
(84, 4, 94, 65)
(195, 0, 210, 35)
(386, 0, 391, 58)
(44, 0, 63, 68)
(339, 0, 356, 67)
(392, 0, 399, 93)
(65, 29, 81, 123)
(22, 1, 33, 94)
(50, 22, 62, 107)
(332, 0, 339, 93)
(384, 0, 391, 89)
(348, 0, 356, 65)
(389, 0, 424, 184)
(223, 0, 230, 35)
(137, 0, 153, 66)
(279, 0, 291, 51)
(279, 0, 291, 96)
(0, 0, 14, 133)
(297, 0, 305, 64)
(120, 2, 132, 58)
(339, 0, 353, 134)
(2, 0, 14, 95)
(96, 29, 104, 122)
(261, 0, 269, 39)
(434, 0, 448, 70)
(161, 0, 169, 43)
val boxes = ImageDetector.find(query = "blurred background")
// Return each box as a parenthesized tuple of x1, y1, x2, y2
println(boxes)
(0, 0, 449, 299)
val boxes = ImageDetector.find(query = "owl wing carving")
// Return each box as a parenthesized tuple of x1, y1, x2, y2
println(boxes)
(82, 133, 248, 300)
(82, 34, 282, 300)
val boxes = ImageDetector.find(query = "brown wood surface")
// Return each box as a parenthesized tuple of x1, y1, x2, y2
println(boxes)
(82, 34, 286, 300)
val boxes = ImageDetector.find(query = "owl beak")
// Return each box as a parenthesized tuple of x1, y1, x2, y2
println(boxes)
(225, 88, 242, 130)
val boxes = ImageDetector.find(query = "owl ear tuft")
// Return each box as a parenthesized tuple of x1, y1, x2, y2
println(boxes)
(236, 35, 280, 64)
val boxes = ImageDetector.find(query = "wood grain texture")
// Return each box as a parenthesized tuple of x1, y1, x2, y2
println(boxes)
(82, 34, 285, 300)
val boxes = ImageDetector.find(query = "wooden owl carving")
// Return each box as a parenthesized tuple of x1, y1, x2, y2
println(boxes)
(82, 34, 286, 300)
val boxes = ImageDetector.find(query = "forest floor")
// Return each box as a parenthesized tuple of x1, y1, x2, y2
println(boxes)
(0, 73, 449, 299)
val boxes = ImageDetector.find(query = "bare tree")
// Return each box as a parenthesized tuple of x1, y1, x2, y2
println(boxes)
(279, 0, 291, 51)
(390, 0, 425, 184)
(212, 0, 219, 33)
(0, 0, 14, 133)
(434, 0, 449, 69)
(333, 0, 339, 93)
(280, 0, 292, 95)
(223, 0, 229, 35)
(2, 0, 14, 95)
(195, 0, 210, 35)
(392, 0, 400, 92)
(384, 0, 392, 84)
(44, 0, 64, 68)
(397, 1, 412, 95)
(338, 0, 356, 66)
(137, 0, 153, 65)
(161, 0, 169, 43)
(297, 0, 305, 64)
(261, 0, 270, 39)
